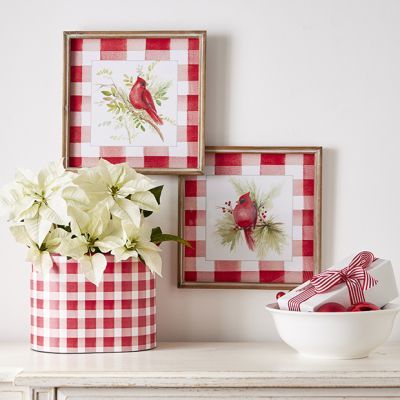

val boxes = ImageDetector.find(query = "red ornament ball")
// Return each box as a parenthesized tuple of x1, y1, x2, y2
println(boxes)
(275, 291, 286, 300)
(347, 302, 380, 312)
(315, 302, 347, 312)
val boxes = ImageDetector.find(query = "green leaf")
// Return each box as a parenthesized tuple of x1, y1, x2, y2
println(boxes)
(142, 186, 163, 218)
(150, 185, 163, 204)
(140, 125, 145, 132)
(150, 227, 191, 247)
(156, 99, 161, 106)
(151, 226, 162, 238)
(101, 90, 112, 96)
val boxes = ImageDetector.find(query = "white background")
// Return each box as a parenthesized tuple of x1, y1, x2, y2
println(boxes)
(0, 0, 399, 342)
(205, 175, 293, 261)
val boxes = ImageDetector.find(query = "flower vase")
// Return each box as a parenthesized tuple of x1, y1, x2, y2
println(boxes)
(30, 255, 156, 353)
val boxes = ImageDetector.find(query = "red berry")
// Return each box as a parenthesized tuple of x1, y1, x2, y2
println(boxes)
(276, 291, 285, 300)
(315, 302, 346, 312)
(347, 302, 380, 312)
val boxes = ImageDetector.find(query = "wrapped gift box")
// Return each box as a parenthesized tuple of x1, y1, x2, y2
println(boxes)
(277, 254, 398, 312)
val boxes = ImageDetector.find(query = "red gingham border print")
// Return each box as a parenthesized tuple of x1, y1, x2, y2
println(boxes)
(67, 35, 203, 173)
(181, 149, 320, 287)
(31, 256, 156, 353)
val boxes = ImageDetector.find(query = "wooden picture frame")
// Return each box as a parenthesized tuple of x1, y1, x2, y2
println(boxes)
(178, 146, 322, 289)
(62, 31, 206, 175)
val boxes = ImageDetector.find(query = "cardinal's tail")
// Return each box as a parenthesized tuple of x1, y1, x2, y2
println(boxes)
(244, 228, 255, 251)
(146, 109, 164, 125)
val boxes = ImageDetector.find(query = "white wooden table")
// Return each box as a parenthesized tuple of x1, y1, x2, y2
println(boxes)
(1, 342, 400, 399)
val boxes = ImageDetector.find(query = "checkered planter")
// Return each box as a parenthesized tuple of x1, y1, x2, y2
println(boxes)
(30, 255, 156, 353)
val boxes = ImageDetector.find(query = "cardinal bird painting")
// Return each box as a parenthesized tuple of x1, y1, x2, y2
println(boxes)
(215, 178, 287, 259)
(129, 76, 163, 125)
(232, 192, 257, 251)
(93, 61, 176, 146)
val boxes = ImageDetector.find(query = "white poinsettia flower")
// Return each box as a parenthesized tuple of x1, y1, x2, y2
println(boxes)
(62, 185, 90, 209)
(73, 159, 159, 227)
(0, 160, 73, 245)
(111, 219, 162, 276)
(58, 204, 124, 285)
(10, 224, 69, 275)
(0, 182, 24, 219)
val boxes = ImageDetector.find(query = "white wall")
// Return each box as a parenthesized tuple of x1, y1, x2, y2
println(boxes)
(0, 0, 399, 342)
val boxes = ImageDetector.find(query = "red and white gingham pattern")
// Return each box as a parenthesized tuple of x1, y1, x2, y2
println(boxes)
(182, 150, 318, 286)
(67, 36, 203, 173)
(31, 255, 156, 353)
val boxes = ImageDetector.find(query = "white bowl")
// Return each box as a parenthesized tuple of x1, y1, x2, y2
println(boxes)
(266, 302, 400, 359)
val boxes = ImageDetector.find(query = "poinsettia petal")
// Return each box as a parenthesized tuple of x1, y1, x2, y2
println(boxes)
(46, 195, 69, 224)
(58, 236, 87, 259)
(0, 183, 24, 218)
(121, 219, 139, 240)
(73, 168, 108, 202)
(138, 220, 153, 242)
(98, 159, 125, 187)
(86, 202, 110, 238)
(78, 253, 107, 286)
(40, 204, 66, 226)
(112, 198, 141, 227)
(62, 186, 90, 208)
(111, 246, 138, 262)
(95, 235, 125, 253)
(38, 160, 66, 190)
(137, 243, 162, 276)
(45, 228, 70, 250)
(119, 176, 154, 196)
(130, 191, 159, 212)
(27, 248, 53, 275)
(101, 215, 123, 238)
(14, 197, 37, 220)
(25, 217, 52, 247)
(68, 206, 90, 236)
(15, 168, 37, 188)
(9, 224, 34, 246)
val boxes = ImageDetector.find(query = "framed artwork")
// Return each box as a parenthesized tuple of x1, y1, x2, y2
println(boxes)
(62, 31, 206, 174)
(178, 146, 322, 289)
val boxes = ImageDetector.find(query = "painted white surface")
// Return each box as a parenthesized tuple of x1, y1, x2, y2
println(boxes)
(0, 0, 400, 342)
(0, 342, 399, 398)
(0, 342, 398, 387)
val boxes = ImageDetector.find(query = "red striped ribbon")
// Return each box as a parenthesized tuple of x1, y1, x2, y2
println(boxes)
(288, 251, 378, 311)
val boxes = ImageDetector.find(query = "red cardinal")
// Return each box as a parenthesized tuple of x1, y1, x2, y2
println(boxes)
(129, 76, 163, 125)
(233, 192, 257, 251)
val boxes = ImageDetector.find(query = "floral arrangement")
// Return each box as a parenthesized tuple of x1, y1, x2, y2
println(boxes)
(0, 159, 185, 285)
(216, 178, 287, 258)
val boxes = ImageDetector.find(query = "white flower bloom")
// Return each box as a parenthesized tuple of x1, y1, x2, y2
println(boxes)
(1, 159, 174, 286)
(111, 219, 162, 276)
(0, 183, 24, 219)
(73, 159, 159, 227)
(9, 224, 69, 275)
(59, 204, 124, 285)
(0, 160, 73, 246)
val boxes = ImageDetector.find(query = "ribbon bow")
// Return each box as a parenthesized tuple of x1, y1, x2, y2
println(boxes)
(310, 251, 378, 304)
(288, 251, 378, 311)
